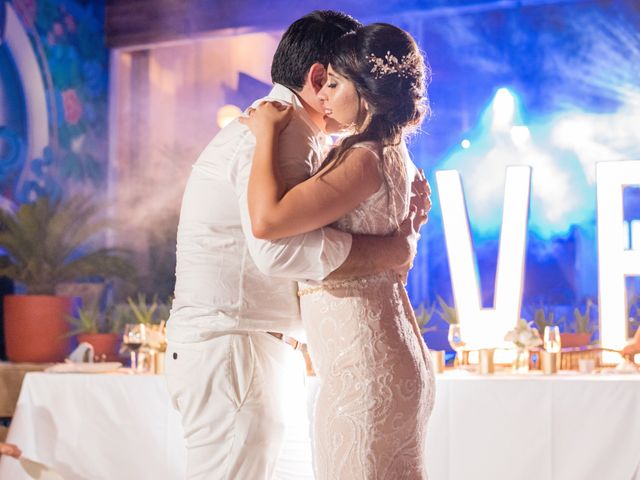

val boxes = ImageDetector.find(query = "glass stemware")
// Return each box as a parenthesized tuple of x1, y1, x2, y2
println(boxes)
(123, 323, 146, 372)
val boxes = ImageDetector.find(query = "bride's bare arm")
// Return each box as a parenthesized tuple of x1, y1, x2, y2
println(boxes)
(242, 102, 381, 240)
(240, 102, 431, 280)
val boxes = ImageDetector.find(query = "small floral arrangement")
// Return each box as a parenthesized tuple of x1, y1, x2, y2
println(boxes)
(505, 319, 543, 350)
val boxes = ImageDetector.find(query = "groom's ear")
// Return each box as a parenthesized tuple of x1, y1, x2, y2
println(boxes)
(307, 63, 327, 94)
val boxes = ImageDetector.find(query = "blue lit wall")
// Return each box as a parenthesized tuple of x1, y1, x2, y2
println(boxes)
(397, 0, 640, 334)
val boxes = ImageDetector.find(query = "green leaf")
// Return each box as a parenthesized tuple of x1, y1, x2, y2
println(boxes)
(436, 295, 459, 325)
(0, 195, 133, 293)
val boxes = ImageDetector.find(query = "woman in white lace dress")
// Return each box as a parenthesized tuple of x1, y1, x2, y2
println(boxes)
(241, 23, 435, 479)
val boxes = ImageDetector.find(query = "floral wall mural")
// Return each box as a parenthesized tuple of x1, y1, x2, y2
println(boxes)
(1, 0, 108, 205)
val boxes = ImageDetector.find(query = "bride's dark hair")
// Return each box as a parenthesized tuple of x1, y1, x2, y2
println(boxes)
(322, 23, 431, 172)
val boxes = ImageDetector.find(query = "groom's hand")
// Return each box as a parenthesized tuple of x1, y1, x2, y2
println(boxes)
(394, 206, 420, 284)
(327, 207, 420, 282)
(391, 169, 430, 283)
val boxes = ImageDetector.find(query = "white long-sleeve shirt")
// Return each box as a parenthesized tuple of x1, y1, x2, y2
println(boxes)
(167, 84, 352, 343)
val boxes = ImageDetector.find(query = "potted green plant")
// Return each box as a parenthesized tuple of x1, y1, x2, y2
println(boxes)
(67, 302, 121, 361)
(126, 293, 160, 325)
(561, 299, 594, 348)
(532, 306, 563, 335)
(0, 195, 134, 362)
(416, 302, 437, 334)
(129, 293, 169, 350)
(436, 295, 459, 326)
(117, 293, 170, 372)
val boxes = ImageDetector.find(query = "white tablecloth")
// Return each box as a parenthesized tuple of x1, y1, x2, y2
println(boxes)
(0, 372, 186, 480)
(427, 372, 640, 480)
(2, 371, 640, 479)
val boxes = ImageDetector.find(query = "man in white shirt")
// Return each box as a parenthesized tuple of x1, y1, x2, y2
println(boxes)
(165, 10, 430, 480)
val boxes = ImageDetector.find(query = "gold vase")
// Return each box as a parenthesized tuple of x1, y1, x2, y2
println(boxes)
(541, 351, 559, 374)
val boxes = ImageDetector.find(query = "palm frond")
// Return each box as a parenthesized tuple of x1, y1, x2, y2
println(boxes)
(0, 195, 134, 294)
(57, 248, 135, 283)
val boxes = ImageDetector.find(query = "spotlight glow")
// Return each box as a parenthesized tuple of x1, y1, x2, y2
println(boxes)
(491, 88, 516, 131)
(216, 104, 243, 129)
(461, 139, 471, 149)
(510, 126, 531, 147)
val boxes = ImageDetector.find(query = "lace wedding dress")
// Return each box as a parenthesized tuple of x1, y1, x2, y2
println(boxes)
(299, 141, 435, 480)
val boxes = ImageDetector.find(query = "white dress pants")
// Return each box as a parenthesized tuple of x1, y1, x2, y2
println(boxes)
(165, 332, 313, 480)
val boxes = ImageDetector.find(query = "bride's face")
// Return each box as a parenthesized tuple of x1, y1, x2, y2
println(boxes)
(318, 65, 363, 133)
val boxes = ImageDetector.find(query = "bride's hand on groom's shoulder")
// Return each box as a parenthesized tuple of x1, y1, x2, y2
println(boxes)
(0, 442, 21, 458)
(239, 101, 293, 138)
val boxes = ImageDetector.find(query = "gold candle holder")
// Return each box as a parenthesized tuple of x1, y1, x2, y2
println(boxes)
(431, 350, 445, 374)
(461, 350, 470, 366)
(479, 348, 495, 375)
(155, 350, 166, 374)
(541, 350, 559, 374)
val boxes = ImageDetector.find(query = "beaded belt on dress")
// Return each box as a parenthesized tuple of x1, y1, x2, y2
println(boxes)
(297, 273, 397, 297)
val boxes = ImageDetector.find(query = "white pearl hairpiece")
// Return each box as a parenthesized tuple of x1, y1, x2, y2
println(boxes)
(367, 50, 421, 79)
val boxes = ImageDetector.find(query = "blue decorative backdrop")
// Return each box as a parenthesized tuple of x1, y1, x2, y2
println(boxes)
(1, 0, 108, 206)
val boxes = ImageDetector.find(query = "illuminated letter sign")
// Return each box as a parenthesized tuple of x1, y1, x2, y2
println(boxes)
(597, 161, 640, 359)
(436, 166, 531, 349)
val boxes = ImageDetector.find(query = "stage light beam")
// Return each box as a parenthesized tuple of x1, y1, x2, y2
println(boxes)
(491, 88, 515, 132)
(510, 126, 531, 148)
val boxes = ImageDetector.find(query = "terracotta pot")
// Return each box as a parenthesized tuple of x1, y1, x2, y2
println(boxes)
(560, 332, 592, 348)
(4, 295, 73, 363)
(78, 333, 120, 361)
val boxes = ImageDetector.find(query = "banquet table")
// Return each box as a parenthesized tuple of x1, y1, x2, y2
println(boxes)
(1, 371, 640, 480)
(0, 372, 186, 480)
(427, 372, 640, 480)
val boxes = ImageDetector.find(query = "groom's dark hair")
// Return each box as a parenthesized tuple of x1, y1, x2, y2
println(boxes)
(271, 10, 361, 91)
